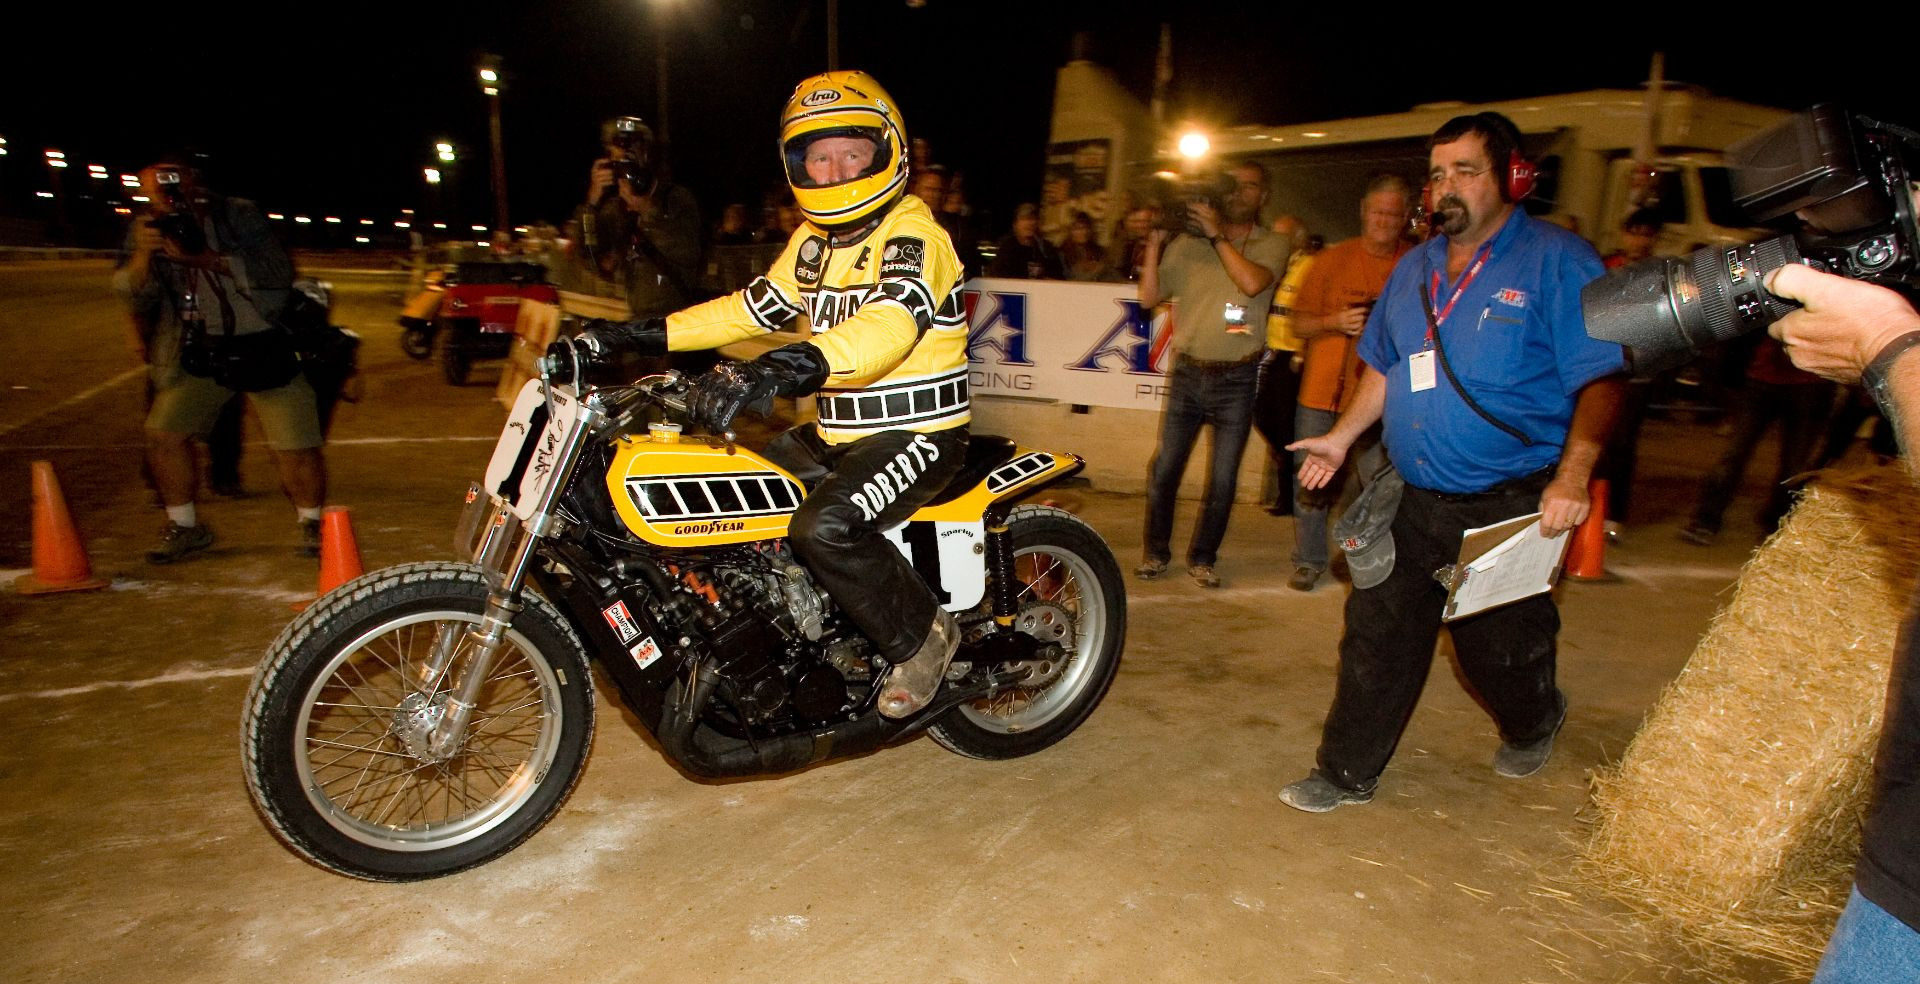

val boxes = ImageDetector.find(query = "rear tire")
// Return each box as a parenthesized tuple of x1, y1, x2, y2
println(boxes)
(242, 562, 594, 881)
(928, 505, 1126, 760)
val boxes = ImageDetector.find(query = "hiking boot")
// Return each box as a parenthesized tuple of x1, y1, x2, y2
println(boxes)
(1494, 695, 1568, 779)
(299, 518, 322, 558)
(1188, 564, 1221, 589)
(878, 609, 960, 719)
(1287, 566, 1320, 592)
(1279, 771, 1375, 813)
(1677, 523, 1716, 547)
(147, 521, 214, 564)
(1134, 557, 1169, 580)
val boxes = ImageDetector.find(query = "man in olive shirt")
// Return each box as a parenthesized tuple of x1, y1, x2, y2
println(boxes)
(1136, 161, 1292, 588)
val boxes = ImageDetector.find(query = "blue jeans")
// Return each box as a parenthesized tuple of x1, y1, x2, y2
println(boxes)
(1814, 887, 1920, 984)
(1290, 404, 1386, 573)
(1143, 358, 1259, 567)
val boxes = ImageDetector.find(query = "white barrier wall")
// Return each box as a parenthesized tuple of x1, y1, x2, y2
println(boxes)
(963, 277, 1281, 502)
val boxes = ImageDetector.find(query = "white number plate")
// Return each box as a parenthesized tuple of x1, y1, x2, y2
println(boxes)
(483, 380, 580, 520)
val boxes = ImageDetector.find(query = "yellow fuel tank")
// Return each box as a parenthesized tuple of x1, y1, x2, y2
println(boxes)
(605, 425, 804, 548)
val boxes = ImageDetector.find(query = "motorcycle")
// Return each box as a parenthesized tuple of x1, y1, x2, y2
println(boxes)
(241, 360, 1127, 881)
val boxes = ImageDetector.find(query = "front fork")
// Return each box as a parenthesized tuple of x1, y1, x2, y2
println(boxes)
(417, 389, 600, 758)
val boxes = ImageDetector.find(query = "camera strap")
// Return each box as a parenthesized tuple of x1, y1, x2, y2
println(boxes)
(1418, 262, 1536, 448)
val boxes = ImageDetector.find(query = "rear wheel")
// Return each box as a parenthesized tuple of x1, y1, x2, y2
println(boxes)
(242, 562, 594, 880)
(928, 505, 1126, 759)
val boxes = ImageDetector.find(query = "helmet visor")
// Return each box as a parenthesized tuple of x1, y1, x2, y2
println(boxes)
(783, 127, 891, 189)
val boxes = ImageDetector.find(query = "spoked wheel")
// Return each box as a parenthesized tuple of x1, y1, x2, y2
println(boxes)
(928, 505, 1126, 759)
(399, 323, 435, 360)
(242, 562, 593, 881)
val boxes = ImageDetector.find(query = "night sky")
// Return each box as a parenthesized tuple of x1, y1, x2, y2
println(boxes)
(4, 2, 1916, 238)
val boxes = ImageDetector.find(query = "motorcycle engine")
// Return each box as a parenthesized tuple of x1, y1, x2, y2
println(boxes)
(675, 547, 873, 730)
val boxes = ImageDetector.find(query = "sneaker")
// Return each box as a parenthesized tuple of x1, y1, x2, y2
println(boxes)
(1134, 557, 1169, 580)
(1677, 523, 1716, 547)
(1188, 564, 1221, 589)
(147, 521, 214, 564)
(1279, 771, 1375, 813)
(1287, 566, 1320, 592)
(878, 609, 960, 719)
(1494, 695, 1568, 779)
(299, 518, 322, 558)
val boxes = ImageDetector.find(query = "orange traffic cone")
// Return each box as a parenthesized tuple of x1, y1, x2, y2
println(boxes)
(314, 507, 365, 597)
(1562, 478, 1613, 582)
(17, 461, 109, 595)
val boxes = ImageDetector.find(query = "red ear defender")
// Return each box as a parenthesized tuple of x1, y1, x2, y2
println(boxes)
(1505, 150, 1538, 202)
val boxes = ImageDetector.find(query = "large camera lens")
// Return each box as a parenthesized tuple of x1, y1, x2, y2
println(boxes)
(1581, 236, 1802, 376)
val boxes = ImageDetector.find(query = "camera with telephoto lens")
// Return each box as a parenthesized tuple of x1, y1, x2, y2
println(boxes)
(148, 168, 208, 256)
(1582, 105, 1920, 375)
(1148, 169, 1239, 236)
(602, 116, 656, 200)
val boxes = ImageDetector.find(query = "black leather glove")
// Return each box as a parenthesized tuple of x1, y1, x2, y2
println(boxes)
(685, 343, 830, 433)
(540, 317, 667, 383)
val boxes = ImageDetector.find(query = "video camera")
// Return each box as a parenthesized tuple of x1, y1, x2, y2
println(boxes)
(1583, 105, 1920, 375)
(1148, 170, 1239, 236)
(148, 167, 208, 256)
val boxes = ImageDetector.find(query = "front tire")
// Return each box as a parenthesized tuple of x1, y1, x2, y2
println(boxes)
(928, 505, 1126, 759)
(242, 562, 594, 881)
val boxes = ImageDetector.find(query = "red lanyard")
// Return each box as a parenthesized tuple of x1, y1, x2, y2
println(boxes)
(1425, 243, 1493, 343)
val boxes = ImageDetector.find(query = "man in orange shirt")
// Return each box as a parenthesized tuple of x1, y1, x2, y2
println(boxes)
(1286, 174, 1412, 591)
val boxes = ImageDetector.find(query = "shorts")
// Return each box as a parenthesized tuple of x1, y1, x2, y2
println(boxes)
(146, 368, 323, 451)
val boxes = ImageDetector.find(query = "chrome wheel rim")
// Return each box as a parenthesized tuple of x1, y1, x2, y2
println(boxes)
(293, 611, 562, 851)
(960, 541, 1107, 733)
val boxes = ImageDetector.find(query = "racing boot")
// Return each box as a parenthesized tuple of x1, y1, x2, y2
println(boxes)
(878, 608, 959, 719)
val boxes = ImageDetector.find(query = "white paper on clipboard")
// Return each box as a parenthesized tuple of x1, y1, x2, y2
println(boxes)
(1440, 512, 1571, 621)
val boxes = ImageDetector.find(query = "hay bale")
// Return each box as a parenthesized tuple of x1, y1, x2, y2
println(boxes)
(1580, 466, 1920, 979)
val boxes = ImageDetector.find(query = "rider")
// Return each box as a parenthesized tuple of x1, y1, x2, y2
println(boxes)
(562, 71, 971, 719)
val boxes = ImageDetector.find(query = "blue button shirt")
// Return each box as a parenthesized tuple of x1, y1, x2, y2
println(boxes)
(1357, 209, 1624, 494)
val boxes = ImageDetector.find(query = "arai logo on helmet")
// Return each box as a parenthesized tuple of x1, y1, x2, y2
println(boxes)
(801, 89, 842, 108)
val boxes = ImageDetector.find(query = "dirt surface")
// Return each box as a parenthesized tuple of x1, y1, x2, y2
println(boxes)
(0, 262, 1808, 982)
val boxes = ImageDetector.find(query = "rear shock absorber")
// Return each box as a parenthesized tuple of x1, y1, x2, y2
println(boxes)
(984, 504, 1018, 629)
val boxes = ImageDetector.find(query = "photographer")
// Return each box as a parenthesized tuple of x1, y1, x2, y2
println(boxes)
(1135, 160, 1291, 589)
(1759, 265, 1920, 982)
(114, 160, 328, 563)
(578, 116, 703, 319)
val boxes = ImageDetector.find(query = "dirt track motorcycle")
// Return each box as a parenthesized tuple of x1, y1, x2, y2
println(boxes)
(242, 362, 1126, 881)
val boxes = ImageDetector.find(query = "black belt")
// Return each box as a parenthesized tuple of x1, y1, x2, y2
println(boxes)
(1175, 351, 1262, 370)
(1412, 465, 1555, 503)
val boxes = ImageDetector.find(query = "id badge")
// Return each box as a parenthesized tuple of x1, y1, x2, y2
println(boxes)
(1409, 350, 1437, 392)
(1224, 302, 1249, 334)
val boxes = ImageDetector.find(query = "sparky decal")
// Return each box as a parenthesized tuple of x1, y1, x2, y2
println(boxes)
(602, 601, 642, 644)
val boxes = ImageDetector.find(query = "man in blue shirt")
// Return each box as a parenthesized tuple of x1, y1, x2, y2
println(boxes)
(1281, 113, 1626, 812)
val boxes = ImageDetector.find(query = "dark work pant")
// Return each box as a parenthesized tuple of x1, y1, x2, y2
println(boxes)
(1691, 380, 1835, 533)
(1253, 352, 1301, 515)
(1143, 357, 1259, 567)
(1315, 474, 1564, 792)
(762, 425, 969, 664)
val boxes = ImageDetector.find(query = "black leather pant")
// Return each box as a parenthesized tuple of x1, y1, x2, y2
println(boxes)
(762, 425, 970, 663)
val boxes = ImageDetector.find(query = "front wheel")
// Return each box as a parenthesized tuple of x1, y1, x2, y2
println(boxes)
(928, 504, 1126, 759)
(242, 562, 594, 881)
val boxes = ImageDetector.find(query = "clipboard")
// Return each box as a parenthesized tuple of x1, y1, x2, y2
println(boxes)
(1435, 512, 1571, 621)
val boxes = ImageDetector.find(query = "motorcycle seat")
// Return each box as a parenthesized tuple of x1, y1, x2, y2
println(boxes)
(923, 435, 1019, 507)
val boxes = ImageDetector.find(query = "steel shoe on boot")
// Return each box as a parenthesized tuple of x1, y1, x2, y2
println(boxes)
(147, 521, 215, 564)
(878, 609, 960, 719)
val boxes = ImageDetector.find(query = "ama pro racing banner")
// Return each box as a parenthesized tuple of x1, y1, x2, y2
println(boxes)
(963, 277, 1177, 411)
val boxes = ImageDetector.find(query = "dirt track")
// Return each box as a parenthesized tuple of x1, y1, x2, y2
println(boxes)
(0, 261, 1795, 982)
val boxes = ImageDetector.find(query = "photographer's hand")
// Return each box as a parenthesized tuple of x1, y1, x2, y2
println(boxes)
(587, 159, 616, 205)
(1188, 201, 1222, 240)
(1766, 264, 1920, 383)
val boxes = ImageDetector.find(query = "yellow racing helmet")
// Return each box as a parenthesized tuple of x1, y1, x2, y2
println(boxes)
(779, 70, 908, 229)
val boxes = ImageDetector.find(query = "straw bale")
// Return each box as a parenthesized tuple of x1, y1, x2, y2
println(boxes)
(1580, 466, 1920, 980)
